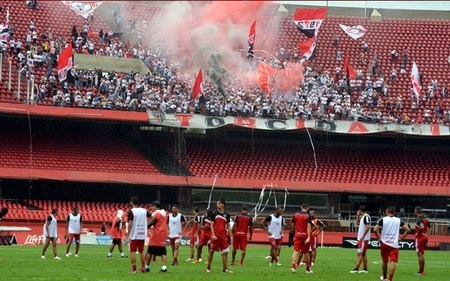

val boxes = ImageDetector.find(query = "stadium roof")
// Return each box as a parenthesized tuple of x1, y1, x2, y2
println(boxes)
(275, 1, 450, 11)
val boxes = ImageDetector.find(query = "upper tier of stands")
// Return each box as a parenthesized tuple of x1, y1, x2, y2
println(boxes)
(0, 0, 110, 103)
(0, 2, 449, 124)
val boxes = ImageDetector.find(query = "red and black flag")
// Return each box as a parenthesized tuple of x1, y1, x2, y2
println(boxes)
(247, 20, 256, 58)
(343, 52, 356, 82)
(293, 8, 328, 38)
(298, 36, 317, 62)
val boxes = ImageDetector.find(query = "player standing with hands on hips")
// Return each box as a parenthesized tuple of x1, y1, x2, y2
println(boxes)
(373, 207, 410, 281)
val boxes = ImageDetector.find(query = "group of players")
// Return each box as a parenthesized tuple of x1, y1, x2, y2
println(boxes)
(350, 205, 430, 281)
(35, 197, 431, 280)
(120, 197, 326, 274)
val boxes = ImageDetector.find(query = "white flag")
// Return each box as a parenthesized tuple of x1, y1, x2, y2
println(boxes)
(339, 24, 367, 40)
(411, 62, 421, 100)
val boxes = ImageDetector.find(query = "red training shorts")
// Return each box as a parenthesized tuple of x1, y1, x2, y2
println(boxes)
(130, 239, 145, 253)
(293, 233, 310, 253)
(357, 240, 369, 255)
(233, 234, 248, 250)
(380, 242, 399, 263)
(415, 235, 428, 254)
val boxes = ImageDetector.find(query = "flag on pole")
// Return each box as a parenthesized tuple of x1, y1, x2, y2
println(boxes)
(343, 52, 356, 81)
(411, 62, 421, 100)
(293, 8, 328, 38)
(339, 24, 367, 40)
(57, 44, 73, 82)
(6, 7, 9, 24)
(0, 7, 10, 42)
(298, 36, 317, 62)
(191, 69, 203, 100)
(247, 20, 256, 58)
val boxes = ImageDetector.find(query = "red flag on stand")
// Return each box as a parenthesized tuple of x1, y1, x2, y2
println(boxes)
(57, 44, 73, 82)
(191, 69, 203, 100)
(343, 52, 356, 80)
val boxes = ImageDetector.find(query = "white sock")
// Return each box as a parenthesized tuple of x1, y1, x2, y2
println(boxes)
(162, 265, 167, 270)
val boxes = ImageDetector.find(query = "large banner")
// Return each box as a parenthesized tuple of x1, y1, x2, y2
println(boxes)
(147, 113, 450, 136)
(61, 1, 103, 19)
(293, 8, 328, 38)
(342, 237, 415, 250)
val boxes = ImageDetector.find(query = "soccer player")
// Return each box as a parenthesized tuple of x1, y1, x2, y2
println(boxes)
(0, 207, 8, 245)
(290, 203, 313, 274)
(65, 207, 82, 257)
(126, 196, 150, 273)
(194, 208, 212, 264)
(231, 205, 253, 266)
(186, 207, 201, 262)
(206, 200, 233, 273)
(167, 204, 187, 265)
(309, 210, 326, 265)
(107, 209, 128, 258)
(414, 206, 430, 275)
(146, 201, 168, 273)
(350, 205, 371, 273)
(373, 207, 410, 281)
(0, 207, 8, 221)
(262, 207, 285, 267)
(41, 208, 60, 260)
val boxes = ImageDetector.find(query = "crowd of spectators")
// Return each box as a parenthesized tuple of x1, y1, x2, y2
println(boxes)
(2, 1, 449, 125)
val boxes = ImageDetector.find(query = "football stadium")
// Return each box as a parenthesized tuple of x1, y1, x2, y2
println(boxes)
(0, 1, 449, 280)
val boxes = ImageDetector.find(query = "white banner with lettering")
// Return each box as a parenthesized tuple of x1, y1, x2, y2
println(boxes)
(147, 112, 450, 136)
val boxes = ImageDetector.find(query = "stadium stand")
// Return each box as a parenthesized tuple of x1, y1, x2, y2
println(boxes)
(0, 1, 448, 123)
(1, 199, 136, 223)
(166, 137, 450, 186)
(0, 126, 161, 175)
(0, 2, 448, 237)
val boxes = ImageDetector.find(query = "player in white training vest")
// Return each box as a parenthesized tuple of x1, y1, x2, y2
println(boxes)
(41, 208, 60, 260)
(374, 207, 410, 281)
(263, 207, 286, 266)
(350, 205, 371, 273)
(126, 196, 150, 273)
(66, 207, 83, 257)
(167, 204, 186, 265)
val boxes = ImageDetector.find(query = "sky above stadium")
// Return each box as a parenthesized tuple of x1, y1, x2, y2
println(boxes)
(275, 1, 450, 11)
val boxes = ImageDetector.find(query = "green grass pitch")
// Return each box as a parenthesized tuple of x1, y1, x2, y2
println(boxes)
(0, 245, 448, 280)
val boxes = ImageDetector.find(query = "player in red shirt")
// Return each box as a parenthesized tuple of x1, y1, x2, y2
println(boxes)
(206, 200, 233, 273)
(297, 210, 325, 266)
(291, 202, 313, 274)
(187, 207, 201, 262)
(194, 209, 212, 264)
(146, 201, 169, 273)
(107, 209, 128, 258)
(414, 206, 430, 275)
(231, 205, 253, 266)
